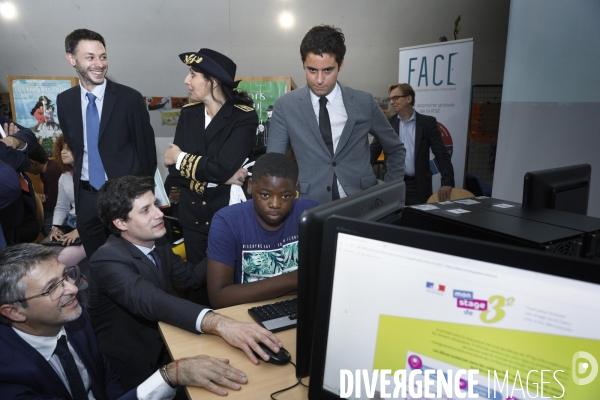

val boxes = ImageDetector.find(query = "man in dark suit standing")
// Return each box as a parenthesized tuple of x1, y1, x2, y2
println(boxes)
(89, 176, 284, 391)
(57, 29, 157, 258)
(0, 116, 38, 248)
(371, 83, 454, 205)
(267, 25, 405, 205)
(0, 244, 250, 399)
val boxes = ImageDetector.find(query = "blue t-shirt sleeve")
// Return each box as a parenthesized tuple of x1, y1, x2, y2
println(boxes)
(206, 210, 238, 268)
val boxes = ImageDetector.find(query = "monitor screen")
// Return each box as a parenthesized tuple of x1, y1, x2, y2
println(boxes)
(523, 164, 591, 215)
(309, 216, 600, 400)
(296, 180, 405, 379)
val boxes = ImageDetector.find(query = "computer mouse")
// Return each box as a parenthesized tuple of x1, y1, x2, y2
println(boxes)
(253, 342, 291, 365)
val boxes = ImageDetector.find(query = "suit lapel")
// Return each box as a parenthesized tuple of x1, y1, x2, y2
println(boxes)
(67, 87, 85, 158)
(186, 104, 206, 155)
(335, 84, 356, 156)
(298, 86, 330, 156)
(0, 324, 73, 399)
(204, 101, 231, 145)
(99, 79, 116, 141)
(414, 112, 424, 156)
(119, 237, 168, 288)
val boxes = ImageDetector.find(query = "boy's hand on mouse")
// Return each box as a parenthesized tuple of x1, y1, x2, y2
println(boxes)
(201, 312, 283, 364)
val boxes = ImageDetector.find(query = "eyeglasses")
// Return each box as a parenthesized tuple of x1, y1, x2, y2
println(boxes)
(12, 266, 81, 303)
(388, 95, 409, 103)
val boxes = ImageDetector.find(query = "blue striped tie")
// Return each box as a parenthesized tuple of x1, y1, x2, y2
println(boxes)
(86, 92, 105, 190)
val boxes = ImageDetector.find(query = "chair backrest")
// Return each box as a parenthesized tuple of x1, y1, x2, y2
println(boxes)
(427, 188, 475, 203)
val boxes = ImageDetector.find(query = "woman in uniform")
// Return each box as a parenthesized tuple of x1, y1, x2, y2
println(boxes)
(164, 48, 258, 274)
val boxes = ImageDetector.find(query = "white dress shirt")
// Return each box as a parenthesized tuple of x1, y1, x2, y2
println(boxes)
(79, 80, 108, 182)
(398, 110, 417, 177)
(309, 83, 348, 198)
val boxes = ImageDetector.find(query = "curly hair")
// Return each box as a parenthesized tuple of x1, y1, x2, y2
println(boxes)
(252, 153, 298, 183)
(300, 25, 346, 65)
(52, 135, 72, 173)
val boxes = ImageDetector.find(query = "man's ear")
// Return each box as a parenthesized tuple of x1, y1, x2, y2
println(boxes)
(112, 218, 127, 232)
(247, 177, 253, 196)
(338, 59, 344, 73)
(0, 304, 26, 323)
(66, 52, 76, 67)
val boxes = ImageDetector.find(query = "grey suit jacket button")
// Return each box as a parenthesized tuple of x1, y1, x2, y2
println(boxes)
(332, 162, 337, 166)
(327, 186, 331, 192)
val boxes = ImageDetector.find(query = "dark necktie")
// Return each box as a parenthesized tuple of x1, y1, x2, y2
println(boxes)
(86, 92, 105, 190)
(149, 248, 164, 275)
(319, 96, 340, 200)
(54, 335, 88, 400)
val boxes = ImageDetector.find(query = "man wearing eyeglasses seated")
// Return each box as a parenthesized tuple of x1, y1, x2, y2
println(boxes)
(87, 175, 284, 392)
(0, 244, 249, 399)
(370, 83, 455, 205)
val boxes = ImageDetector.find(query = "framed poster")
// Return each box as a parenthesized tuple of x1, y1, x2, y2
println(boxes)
(8, 75, 78, 156)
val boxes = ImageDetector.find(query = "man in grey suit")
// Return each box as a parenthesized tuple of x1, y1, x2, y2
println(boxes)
(88, 175, 285, 391)
(267, 25, 405, 204)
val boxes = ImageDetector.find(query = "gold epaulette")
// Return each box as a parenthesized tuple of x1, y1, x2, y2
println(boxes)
(180, 153, 201, 180)
(234, 104, 254, 112)
(182, 101, 203, 109)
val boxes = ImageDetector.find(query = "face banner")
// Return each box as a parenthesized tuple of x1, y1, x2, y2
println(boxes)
(399, 38, 473, 190)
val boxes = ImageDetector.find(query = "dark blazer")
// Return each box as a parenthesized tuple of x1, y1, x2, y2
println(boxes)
(56, 79, 157, 206)
(371, 112, 454, 203)
(0, 118, 38, 246)
(168, 100, 257, 234)
(268, 84, 406, 205)
(0, 310, 136, 400)
(88, 235, 207, 390)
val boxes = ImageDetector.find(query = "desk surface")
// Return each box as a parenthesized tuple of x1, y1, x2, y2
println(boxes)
(159, 296, 308, 399)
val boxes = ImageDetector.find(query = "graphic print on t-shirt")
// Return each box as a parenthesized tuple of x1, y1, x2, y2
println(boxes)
(242, 242, 298, 283)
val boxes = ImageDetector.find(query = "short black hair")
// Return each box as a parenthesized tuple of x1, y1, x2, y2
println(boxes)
(300, 25, 346, 65)
(65, 29, 106, 54)
(253, 153, 298, 183)
(97, 175, 155, 236)
(29, 143, 48, 165)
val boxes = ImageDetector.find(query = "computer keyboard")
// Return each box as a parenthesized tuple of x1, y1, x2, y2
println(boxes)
(248, 298, 297, 332)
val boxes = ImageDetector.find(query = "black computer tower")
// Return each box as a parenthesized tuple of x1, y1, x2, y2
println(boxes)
(403, 205, 584, 257)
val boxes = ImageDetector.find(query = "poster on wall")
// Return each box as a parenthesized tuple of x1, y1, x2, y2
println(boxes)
(8, 76, 78, 156)
(237, 77, 296, 153)
(399, 38, 473, 190)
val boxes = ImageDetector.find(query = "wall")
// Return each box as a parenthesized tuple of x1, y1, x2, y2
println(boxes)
(0, 0, 510, 178)
(494, 0, 600, 217)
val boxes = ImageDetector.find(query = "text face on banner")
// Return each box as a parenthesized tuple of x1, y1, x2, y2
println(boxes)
(399, 39, 473, 189)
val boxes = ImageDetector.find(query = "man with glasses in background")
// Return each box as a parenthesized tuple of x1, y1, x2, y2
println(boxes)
(371, 83, 454, 205)
(0, 244, 251, 399)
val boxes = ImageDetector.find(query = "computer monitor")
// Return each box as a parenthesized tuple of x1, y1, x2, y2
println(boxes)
(309, 215, 600, 399)
(296, 180, 405, 379)
(523, 164, 591, 215)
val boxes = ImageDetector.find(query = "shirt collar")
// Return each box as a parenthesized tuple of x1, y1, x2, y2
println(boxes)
(79, 79, 107, 103)
(133, 243, 155, 256)
(398, 109, 416, 123)
(310, 82, 341, 107)
(13, 326, 67, 361)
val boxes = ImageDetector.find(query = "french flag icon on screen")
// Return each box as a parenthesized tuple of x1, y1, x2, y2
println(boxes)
(426, 282, 446, 292)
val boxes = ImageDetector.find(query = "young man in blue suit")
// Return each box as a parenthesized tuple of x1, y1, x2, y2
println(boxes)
(57, 29, 157, 258)
(0, 244, 249, 399)
(267, 25, 405, 205)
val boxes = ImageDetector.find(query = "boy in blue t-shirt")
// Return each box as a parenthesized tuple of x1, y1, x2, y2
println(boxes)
(206, 153, 318, 308)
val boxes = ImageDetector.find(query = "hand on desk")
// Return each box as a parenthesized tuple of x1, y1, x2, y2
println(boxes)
(201, 312, 283, 365)
(168, 355, 247, 396)
(438, 185, 453, 202)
